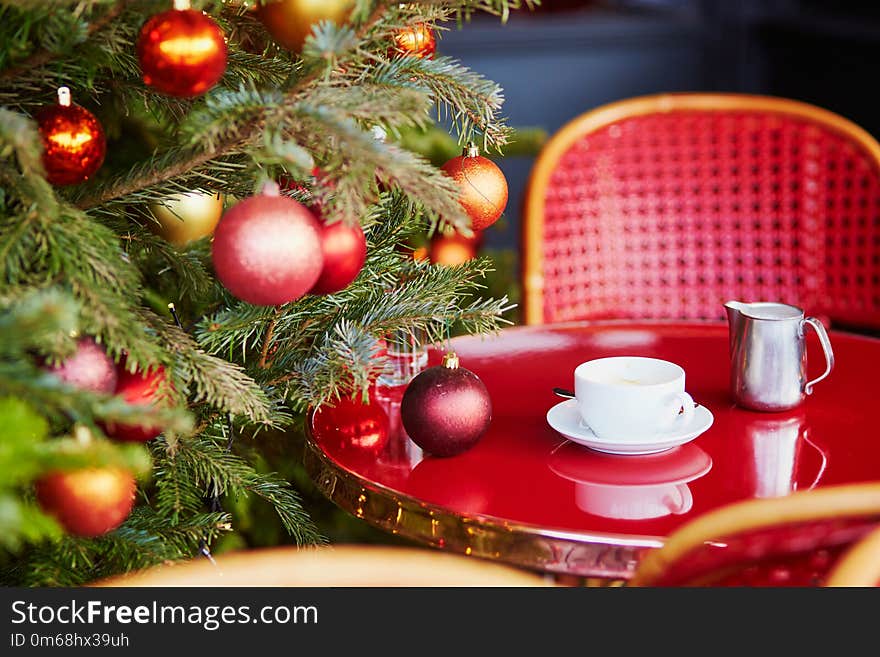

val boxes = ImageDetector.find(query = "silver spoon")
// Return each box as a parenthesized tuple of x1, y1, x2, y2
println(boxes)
(553, 387, 700, 409)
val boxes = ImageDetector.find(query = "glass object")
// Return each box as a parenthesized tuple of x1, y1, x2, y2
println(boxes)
(375, 328, 427, 389)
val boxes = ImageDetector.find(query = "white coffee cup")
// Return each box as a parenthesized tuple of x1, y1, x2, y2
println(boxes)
(573, 356, 694, 441)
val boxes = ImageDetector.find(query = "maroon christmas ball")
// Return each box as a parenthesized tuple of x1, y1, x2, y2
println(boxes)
(309, 220, 367, 295)
(312, 396, 390, 455)
(103, 364, 172, 443)
(400, 352, 492, 457)
(44, 337, 117, 394)
(211, 183, 324, 306)
(35, 467, 136, 537)
(36, 87, 106, 186)
(136, 7, 227, 98)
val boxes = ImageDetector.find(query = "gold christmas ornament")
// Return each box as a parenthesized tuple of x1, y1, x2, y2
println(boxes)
(149, 191, 225, 246)
(256, 0, 354, 53)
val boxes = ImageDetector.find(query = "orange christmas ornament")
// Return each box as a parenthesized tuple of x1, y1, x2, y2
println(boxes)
(440, 143, 508, 231)
(36, 468, 136, 537)
(390, 23, 436, 59)
(257, 0, 354, 53)
(429, 229, 482, 266)
(136, 0, 228, 98)
(36, 87, 106, 186)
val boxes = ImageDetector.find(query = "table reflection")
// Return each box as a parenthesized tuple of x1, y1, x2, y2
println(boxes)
(740, 410, 827, 498)
(547, 442, 713, 520)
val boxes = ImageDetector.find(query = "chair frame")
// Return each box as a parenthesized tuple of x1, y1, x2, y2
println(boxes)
(825, 524, 880, 587)
(522, 92, 880, 325)
(91, 544, 552, 587)
(628, 482, 880, 587)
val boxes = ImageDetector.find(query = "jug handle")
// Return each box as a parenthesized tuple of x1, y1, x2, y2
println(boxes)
(802, 317, 835, 395)
(797, 429, 828, 492)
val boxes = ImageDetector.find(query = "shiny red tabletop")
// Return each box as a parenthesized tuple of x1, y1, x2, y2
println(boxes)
(304, 321, 880, 579)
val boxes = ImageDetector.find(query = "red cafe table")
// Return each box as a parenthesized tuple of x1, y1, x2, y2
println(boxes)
(303, 321, 880, 581)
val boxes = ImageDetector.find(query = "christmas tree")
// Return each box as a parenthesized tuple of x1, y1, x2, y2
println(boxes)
(0, 0, 529, 586)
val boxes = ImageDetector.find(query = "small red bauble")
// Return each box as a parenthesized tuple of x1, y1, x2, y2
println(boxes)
(309, 220, 367, 295)
(400, 352, 492, 457)
(212, 183, 324, 305)
(103, 364, 172, 442)
(312, 397, 389, 455)
(390, 23, 436, 59)
(35, 467, 136, 537)
(44, 337, 117, 394)
(440, 144, 508, 231)
(136, 6, 227, 98)
(36, 87, 106, 186)
(429, 230, 481, 266)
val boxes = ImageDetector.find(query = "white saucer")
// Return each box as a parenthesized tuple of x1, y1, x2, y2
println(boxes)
(546, 399, 714, 455)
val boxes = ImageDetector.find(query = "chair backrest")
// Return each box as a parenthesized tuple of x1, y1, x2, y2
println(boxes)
(523, 93, 880, 328)
(825, 524, 880, 587)
(91, 545, 551, 587)
(627, 482, 880, 587)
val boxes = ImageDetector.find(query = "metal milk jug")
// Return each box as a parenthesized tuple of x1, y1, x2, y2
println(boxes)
(724, 301, 834, 412)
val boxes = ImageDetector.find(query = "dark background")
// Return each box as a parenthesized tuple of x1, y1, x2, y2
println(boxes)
(437, 0, 880, 261)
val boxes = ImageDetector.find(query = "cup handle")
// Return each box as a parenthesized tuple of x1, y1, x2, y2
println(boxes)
(664, 483, 693, 515)
(802, 317, 834, 395)
(669, 391, 695, 426)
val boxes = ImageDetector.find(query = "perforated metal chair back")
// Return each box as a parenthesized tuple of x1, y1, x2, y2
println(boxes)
(523, 93, 880, 328)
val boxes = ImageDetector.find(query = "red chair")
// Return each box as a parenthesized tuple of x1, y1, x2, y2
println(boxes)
(627, 483, 880, 587)
(522, 93, 880, 328)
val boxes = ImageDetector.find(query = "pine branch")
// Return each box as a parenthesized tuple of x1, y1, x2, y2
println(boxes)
(0, 1, 125, 81)
(161, 430, 325, 546)
(72, 3, 395, 211)
(146, 311, 278, 424)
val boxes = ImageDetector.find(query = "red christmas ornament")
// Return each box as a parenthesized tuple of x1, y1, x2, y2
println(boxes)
(103, 364, 172, 443)
(440, 143, 508, 231)
(312, 397, 390, 455)
(309, 220, 367, 295)
(429, 229, 482, 266)
(35, 467, 136, 537)
(36, 87, 106, 186)
(400, 352, 492, 457)
(136, 2, 227, 98)
(390, 23, 436, 59)
(212, 182, 324, 305)
(44, 337, 117, 394)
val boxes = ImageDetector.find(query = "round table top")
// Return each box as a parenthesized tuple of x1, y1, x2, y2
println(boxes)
(304, 321, 880, 579)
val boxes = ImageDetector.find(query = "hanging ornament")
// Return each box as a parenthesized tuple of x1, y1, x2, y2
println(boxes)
(137, 0, 228, 98)
(309, 220, 367, 295)
(43, 337, 117, 394)
(390, 23, 436, 59)
(35, 468, 136, 537)
(212, 181, 324, 305)
(440, 143, 508, 231)
(103, 364, 173, 443)
(149, 191, 225, 246)
(400, 352, 492, 457)
(312, 397, 390, 455)
(36, 87, 106, 186)
(429, 229, 482, 266)
(257, 0, 354, 53)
